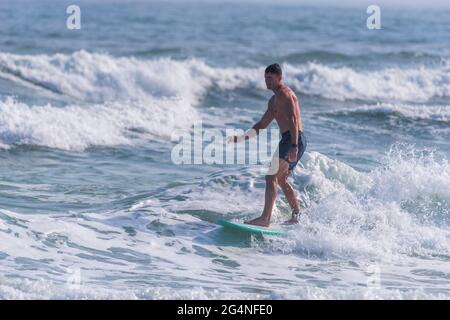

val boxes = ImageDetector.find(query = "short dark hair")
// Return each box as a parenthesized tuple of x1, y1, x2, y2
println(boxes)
(265, 63, 282, 76)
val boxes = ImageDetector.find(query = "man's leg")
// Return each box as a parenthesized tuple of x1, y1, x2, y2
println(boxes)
(245, 158, 290, 227)
(279, 169, 301, 224)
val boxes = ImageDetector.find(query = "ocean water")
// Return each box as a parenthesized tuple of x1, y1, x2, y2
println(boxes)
(0, 0, 449, 299)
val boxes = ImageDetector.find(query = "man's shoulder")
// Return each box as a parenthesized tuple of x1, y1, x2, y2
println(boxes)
(279, 86, 297, 101)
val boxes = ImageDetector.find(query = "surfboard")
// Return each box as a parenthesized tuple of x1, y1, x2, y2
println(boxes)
(217, 219, 286, 235)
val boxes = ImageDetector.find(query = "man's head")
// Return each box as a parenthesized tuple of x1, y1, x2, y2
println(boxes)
(264, 63, 282, 90)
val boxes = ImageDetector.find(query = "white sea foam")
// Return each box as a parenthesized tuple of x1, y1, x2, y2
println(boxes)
(330, 103, 450, 122)
(0, 50, 262, 103)
(283, 62, 450, 102)
(270, 149, 450, 260)
(1, 277, 447, 300)
(3, 51, 449, 106)
(0, 51, 264, 150)
(0, 96, 199, 150)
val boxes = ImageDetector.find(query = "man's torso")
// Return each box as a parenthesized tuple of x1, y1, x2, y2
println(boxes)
(268, 85, 303, 133)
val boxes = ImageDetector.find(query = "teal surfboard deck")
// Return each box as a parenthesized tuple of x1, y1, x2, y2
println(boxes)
(217, 219, 286, 235)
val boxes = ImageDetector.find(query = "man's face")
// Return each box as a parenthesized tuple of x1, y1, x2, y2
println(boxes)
(265, 72, 281, 90)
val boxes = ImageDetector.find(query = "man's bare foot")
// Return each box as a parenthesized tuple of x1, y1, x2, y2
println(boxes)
(284, 217, 299, 224)
(284, 209, 301, 225)
(244, 216, 270, 227)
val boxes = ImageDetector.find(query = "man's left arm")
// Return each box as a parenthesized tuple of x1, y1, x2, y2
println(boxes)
(285, 94, 299, 161)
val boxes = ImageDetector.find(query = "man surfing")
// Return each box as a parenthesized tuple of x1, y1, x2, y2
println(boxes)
(227, 63, 307, 227)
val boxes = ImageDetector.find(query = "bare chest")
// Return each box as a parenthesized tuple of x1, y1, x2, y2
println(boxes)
(269, 98, 286, 120)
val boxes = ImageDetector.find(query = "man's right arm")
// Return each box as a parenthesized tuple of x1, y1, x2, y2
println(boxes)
(253, 107, 275, 134)
(228, 106, 274, 143)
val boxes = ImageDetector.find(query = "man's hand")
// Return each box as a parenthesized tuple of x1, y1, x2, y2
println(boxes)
(288, 146, 298, 162)
(227, 135, 240, 144)
(227, 128, 258, 144)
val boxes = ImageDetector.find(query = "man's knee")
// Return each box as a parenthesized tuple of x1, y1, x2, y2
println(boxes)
(265, 174, 278, 185)
(280, 168, 294, 188)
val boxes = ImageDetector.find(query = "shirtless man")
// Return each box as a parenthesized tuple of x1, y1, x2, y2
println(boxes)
(227, 63, 307, 227)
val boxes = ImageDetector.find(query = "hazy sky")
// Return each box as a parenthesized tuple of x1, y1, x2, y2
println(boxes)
(122, 0, 450, 8)
(28, 0, 450, 9)
(69, 0, 450, 8)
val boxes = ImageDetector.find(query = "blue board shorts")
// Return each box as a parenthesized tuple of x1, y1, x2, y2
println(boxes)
(278, 130, 307, 171)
